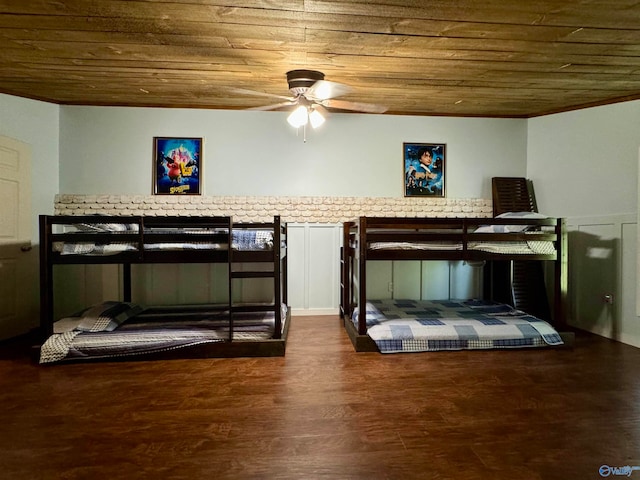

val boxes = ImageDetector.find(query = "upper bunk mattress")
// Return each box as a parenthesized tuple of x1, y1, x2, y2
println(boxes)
(51, 224, 275, 255)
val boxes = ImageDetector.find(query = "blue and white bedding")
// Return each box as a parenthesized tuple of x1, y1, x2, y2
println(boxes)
(353, 299, 563, 353)
(232, 229, 274, 250)
(53, 224, 275, 255)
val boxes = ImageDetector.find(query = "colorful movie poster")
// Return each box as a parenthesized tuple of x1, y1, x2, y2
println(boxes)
(403, 142, 445, 197)
(154, 137, 202, 195)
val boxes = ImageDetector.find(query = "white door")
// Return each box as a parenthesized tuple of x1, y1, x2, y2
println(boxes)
(0, 135, 34, 340)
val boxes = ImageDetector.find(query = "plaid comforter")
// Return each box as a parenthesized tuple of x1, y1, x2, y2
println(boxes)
(40, 307, 287, 364)
(353, 299, 563, 353)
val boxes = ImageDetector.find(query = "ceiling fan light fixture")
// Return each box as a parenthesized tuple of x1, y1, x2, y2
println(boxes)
(286, 69, 324, 95)
(287, 105, 308, 128)
(309, 108, 325, 128)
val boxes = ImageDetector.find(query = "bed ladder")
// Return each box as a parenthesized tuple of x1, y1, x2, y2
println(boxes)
(229, 217, 284, 340)
(489, 177, 552, 321)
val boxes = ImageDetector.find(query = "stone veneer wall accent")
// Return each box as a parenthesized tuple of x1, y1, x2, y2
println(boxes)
(54, 194, 493, 223)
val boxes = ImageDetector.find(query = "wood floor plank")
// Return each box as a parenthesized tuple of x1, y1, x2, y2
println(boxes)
(1, 315, 640, 479)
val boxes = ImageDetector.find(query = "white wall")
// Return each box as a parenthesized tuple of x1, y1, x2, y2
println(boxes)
(527, 100, 640, 217)
(528, 100, 640, 344)
(54, 106, 528, 319)
(59, 106, 527, 199)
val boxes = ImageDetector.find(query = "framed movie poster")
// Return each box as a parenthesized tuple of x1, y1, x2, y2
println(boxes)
(154, 137, 202, 195)
(403, 142, 445, 197)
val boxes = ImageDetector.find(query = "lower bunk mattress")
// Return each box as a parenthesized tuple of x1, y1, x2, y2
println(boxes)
(353, 299, 563, 354)
(40, 301, 287, 364)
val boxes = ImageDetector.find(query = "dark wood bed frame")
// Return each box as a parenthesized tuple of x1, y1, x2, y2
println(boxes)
(38, 214, 289, 360)
(339, 215, 572, 352)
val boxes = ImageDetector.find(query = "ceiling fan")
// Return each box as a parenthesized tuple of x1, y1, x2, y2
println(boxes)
(237, 70, 388, 132)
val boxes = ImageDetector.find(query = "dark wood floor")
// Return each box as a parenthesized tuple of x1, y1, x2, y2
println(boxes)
(1, 316, 639, 480)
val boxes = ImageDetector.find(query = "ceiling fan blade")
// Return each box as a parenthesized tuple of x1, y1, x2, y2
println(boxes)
(322, 98, 388, 114)
(313, 104, 330, 118)
(247, 101, 296, 111)
(305, 80, 353, 101)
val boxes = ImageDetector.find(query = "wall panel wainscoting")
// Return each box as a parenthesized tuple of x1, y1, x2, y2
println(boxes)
(568, 213, 639, 347)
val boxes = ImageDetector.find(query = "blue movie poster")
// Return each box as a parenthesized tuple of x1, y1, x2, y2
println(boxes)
(154, 137, 202, 195)
(404, 142, 445, 197)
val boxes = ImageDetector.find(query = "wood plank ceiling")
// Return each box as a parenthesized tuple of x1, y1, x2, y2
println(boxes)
(0, 0, 639, 118)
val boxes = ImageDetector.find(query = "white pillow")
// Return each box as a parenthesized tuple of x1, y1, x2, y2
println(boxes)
(74, 222, 139, 233)
(475, 212, 548, 233)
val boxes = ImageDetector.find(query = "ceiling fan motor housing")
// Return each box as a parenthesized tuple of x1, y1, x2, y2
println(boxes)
(287, 69, 325, 95)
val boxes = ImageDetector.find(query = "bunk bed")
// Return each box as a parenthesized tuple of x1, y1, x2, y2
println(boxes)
(38, 214, 289, 363)
(340, 214, 571, 353)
